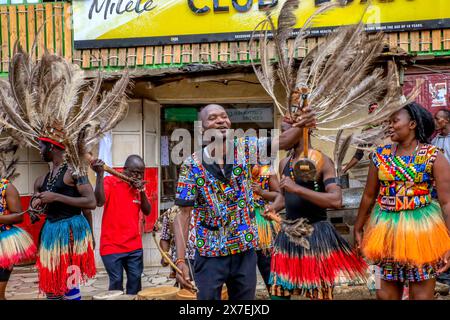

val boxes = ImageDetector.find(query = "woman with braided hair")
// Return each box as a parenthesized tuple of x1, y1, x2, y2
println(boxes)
(355, 102, 450, 300)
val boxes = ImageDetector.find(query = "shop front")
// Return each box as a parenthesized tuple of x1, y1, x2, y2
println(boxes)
(160, 103, 275, 210)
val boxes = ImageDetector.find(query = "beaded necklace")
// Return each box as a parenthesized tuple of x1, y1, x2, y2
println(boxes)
(390, 141, 420, 181)
(44, 162, 68, 192)
(392, 140, 420, 162)
(289, 156, 320, 192)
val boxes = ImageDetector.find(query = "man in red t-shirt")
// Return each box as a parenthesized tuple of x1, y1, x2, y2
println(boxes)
(91, 155, 151, 294)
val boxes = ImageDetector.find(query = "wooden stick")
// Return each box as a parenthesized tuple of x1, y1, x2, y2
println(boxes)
(303, 127, 309, 159)
(152, 231, 183, 274)
(152, 232, 198, 292)
(85, 153, 135, 184)
(300, 87, 310, 167)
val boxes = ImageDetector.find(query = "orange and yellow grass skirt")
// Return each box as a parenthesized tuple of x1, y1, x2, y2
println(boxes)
(362, 201, 450, 267)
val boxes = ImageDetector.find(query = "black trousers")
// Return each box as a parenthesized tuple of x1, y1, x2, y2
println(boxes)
(0, 268, 12, 282)
(256, 250, 272, 288)
(194, 249, 257, 300)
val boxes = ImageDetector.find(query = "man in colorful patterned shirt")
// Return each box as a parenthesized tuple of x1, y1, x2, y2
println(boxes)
(173, 104, 314, 300)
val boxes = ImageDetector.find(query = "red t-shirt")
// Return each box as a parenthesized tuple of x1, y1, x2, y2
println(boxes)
(100, 176, 143, 256)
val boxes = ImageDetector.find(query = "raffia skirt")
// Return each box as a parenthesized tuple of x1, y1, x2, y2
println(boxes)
(36, 214, 96, 295)
(362, 201, 450, 282)
(255, 205, 280, 253)
(0, 225, 36, 269)
(269, 220, 367, 299)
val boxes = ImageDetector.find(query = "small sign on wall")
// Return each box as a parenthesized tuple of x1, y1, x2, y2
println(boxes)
(429, 82, 448, 108)
(226, 108, 273, 123)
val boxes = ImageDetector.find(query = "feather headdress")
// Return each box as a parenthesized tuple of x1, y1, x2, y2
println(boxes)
(0, 44, 130, 180)
(250, 1, 417, 136)
(0, 94, 23, 181)
(333, 129, 353, 177)
(0, 136, 19, 181)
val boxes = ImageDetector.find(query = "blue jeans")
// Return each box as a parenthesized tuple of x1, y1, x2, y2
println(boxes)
(194, 249, 257, 300)
(101, 249, 144, 295)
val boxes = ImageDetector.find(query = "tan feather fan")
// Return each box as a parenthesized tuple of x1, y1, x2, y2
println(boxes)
(250, 1, 415, 146)
(0, 44, 131, 178)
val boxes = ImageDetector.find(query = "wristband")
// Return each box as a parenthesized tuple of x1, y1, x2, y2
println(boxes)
(175, 258, 185, 266)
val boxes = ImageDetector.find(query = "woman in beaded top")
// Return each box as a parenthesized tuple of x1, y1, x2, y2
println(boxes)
(355, 102, 450, 300)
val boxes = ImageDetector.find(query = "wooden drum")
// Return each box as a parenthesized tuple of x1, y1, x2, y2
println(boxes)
(137, 286, 180, 300)
(175, 287, 229, 300)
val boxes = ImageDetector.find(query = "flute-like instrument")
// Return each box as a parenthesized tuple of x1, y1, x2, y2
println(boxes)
(85, 153, 139, 184)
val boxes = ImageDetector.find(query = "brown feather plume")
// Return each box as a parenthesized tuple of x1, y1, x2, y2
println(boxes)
(334, 131, 353, 177)
(0, 45, 131, 178)
(251, 1, 410, 148)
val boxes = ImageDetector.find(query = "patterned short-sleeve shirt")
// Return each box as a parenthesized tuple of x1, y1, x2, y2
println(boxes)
(175, 137, 270, 257)
(160, 214, 196, 261)
(371, 144, 438, 211)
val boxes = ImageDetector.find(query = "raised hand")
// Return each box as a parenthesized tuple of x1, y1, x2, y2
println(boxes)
(90, 159, 105, 175)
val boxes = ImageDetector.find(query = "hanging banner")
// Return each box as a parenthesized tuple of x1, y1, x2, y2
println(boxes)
(73, 0, 450, 49)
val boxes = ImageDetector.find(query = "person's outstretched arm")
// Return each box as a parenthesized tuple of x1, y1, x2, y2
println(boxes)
(0, 183, 24, 225)
(353, 161, 379, 251)
(434, 151, 450, 273)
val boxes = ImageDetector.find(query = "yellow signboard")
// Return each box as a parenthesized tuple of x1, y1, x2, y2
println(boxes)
(73, 0, 450, 49)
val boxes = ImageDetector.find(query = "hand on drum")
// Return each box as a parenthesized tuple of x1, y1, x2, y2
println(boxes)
(176, 261, 194, 291)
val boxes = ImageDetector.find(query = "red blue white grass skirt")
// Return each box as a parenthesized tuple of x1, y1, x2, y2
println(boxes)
(0, 225, 36, 269)
(269, 220, 367, 299)
(36, 214, 96, 295)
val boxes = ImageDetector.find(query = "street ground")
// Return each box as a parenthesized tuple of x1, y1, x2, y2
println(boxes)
(5, 265, 449, 300)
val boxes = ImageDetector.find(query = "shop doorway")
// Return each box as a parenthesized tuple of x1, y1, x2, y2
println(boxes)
(159, 103, 274, 210)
